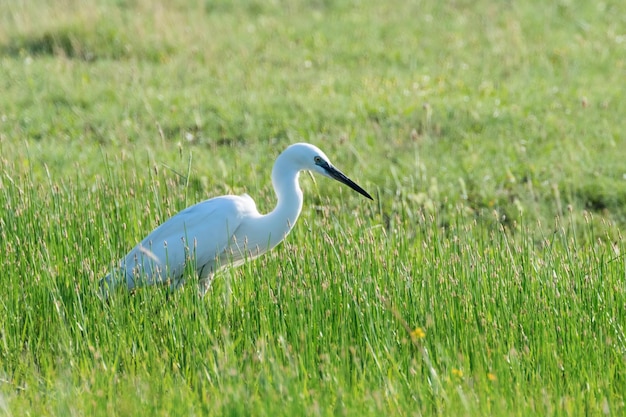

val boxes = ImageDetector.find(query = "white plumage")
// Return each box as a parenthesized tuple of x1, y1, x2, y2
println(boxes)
(101, 143, 372, 297)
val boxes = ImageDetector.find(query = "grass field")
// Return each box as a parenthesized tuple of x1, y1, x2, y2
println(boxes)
(1, 0, 625, 415)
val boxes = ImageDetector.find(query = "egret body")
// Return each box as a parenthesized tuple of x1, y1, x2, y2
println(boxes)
(101, 143, 372, 296)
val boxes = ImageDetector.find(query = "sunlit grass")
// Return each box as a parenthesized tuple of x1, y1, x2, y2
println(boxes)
(1, 159, 624, 415)
(1, 0, 625, 415)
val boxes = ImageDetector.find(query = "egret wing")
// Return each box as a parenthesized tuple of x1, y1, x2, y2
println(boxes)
(119, 195, 254, 288)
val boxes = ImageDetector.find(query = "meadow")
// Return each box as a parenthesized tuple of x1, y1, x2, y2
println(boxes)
(1, 0, 625, 415)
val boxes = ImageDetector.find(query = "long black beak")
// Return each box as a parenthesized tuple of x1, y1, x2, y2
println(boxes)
(323, 164, 373, 200)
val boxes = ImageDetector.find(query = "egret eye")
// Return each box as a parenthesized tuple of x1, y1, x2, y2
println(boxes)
(314, 156, 323, 164)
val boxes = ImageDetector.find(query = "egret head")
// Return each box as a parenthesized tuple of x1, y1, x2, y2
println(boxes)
(288, 143, 373, 200)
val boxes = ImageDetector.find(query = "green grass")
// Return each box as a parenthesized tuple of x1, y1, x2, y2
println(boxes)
(1, 0, 625, 415)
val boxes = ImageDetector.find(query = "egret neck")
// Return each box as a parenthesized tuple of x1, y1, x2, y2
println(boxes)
(260, 148, 305, 250)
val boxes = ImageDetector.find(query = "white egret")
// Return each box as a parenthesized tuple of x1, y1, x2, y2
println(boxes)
(101, 142, 372, 297)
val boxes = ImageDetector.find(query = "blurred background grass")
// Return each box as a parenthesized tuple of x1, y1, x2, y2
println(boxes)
(1, 0, 625, 238)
